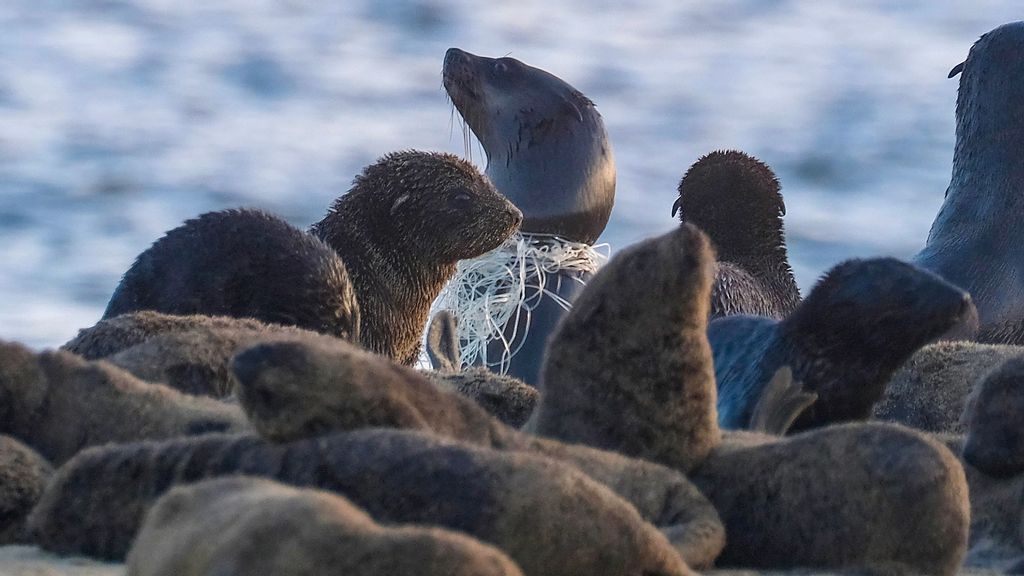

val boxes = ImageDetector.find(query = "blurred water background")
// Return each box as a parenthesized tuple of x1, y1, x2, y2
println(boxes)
(0, 1, 1020, 348)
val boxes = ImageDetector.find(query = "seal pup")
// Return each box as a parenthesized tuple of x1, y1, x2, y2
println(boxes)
(531, 227, 970, 573)
(104, 208, 360, 340)
(0, 340, 249, 465)
(0, 435, 52, 545)
(915, 22, 1024, 340)
(673, 150, 800, 319)
(423, 310, 538, 427)
(873, 340, 1021, 434)
(531, 223, 720, 472)
(63, 311, 306, 360)
(231, 333, 725, 568)
(127, 477, 525, 576)
(711, 257, 973, 432)
(960, 355, 1024, 478)
(29, 430, 692, 576)
(442, 48, 614, 386)
(311, 150, 522, 365)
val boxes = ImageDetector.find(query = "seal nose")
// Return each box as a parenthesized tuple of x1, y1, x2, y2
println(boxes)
(508, 204, 524, 228)
(444, 48, 469, 70)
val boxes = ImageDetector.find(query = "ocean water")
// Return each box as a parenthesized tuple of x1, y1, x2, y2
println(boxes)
(0, 1, 1020, 348)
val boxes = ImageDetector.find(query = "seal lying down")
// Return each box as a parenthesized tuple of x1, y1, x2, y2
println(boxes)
(710, 257, 973, 432)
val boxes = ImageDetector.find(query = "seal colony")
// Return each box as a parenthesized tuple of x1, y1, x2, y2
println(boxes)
(8, 22, 1024, 576)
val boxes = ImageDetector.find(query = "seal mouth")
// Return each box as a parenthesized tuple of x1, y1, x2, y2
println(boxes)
(442, 48, 489, 138)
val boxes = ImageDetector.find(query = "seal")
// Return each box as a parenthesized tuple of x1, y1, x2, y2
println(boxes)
(710, 257, 973, 432)
(527, 226, 969, 573)
(103, 208, 360, 341)
(29, 429, 692, 576)
(442, 48, 614, 245)
(442, 48, 614, 386)
(127, 477, 524, 576)
(229, 331, 725, 568)
(0, 435, 52, 545)
(914, 22, 1024, 339)
(960, 355, 1024, 478)
(672, 150, 800, 319)
(0, 340, 249, 465)
(873, 340, 1021, 434)
(311, 150, 522, 366)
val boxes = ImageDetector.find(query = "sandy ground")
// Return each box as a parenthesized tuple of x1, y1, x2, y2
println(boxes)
(0, 545, 1008, 576)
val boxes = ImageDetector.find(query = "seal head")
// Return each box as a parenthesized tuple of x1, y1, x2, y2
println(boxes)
(443, 48, 615, 244)
(915, 22, 1024, 335)
(673, 150, 800, 319)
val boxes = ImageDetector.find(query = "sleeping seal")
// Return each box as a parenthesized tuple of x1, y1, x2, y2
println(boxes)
(915, 22, 1024, 341)
(441, 48, 614, 385)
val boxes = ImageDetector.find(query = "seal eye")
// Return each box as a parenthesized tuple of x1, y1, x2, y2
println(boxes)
(448, 189, 473, 210)
(493, 60, 510, 75)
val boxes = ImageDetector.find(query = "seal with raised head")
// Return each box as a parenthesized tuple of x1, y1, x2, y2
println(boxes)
(104, 208, 360, 341)
(442, 48, 614, 386)
(711, 257, 974, 432)
(311, 150, 522, 366)
(672, 150, 800, 319)
(915, 22, 1024, 341)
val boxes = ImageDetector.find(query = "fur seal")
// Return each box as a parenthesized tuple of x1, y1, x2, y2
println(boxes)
(526, 226, 970, 573)
(442, 48, 614, 386)
(29, 429, 692, 576)
(104, 208, 360, 340)
(914, 22, 1024, 340)
(0, 435, 52, 545)
(530, 223, 720, 471)
(873, 340, 1022, 434)
(0, 340, 249, 465)
(442, 48, 614, 245)
(711, 257, 973, 432)
(63, 311, 303, 360)
(672, 150, 800, 319)
(311, 150, 522, 365)
(230, 333, 726, 568)
(961, 355, 1024, 478)
(127, 477, 525, 576)
(423, 310, 538, 427)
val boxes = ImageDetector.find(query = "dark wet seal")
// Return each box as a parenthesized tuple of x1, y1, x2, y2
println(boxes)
(311, 150, 521, 365)
(915, 21, 1024, 341)
(673, 150, 800, 320)
(104, 208, 360, 341)
(710, 257, 973, 432)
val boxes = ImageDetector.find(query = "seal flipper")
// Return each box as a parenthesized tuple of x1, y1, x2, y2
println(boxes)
(426, 310, 461, 372)
(748, 367, 817, 436)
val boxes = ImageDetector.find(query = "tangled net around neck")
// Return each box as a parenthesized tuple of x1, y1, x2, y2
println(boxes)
(427, 232, 609, 373)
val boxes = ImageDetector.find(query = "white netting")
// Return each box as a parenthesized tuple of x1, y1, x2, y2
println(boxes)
(426, 232, 609, 373)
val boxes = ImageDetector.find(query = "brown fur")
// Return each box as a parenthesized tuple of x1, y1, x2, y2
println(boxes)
(692, 423, 969, 575)
(29, 429, 691, 576)
(63, 311, 307, 360)
(874, 341, 1023, 434)
(424, 309, 538, 427)
(961, 355, 1024, 477)
(311, 151, 522, 365)
(127, 476, 524, 576)
(0, 340, 249, 465)
(232, 335, 725, 568)
(530, 223, 720, 472)
(0, 435, 52, 544)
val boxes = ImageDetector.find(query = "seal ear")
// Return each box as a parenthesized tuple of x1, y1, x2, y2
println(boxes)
(748, 366, 817, 435)
(671, 197, 682, 218)
(390, 193, 411, 215)
(948, 61, 965, 78)
(426, 310, 461, 372)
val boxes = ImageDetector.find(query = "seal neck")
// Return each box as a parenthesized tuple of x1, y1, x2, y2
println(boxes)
(484, 105, 615, 245)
